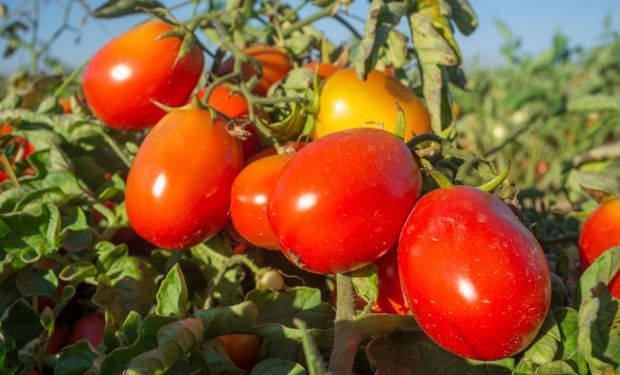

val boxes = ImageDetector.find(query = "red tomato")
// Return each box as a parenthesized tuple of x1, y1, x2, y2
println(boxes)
(196, 86, 262, 159)
(398, 186, 551, 360)
(219, 46, 292, 96)
(68, 313, 105, 347)
(1, 126, 35, 183)
(231, 155, 293, 249)
(304, 62, 338, 79)
(83, 20, 204, 130)
(268, 128, 421, 274)
(46, 326, 69, 354)
(58, 98, 72, 114)
(579, 198, 620, 298)
(218, 334, 261, 371)
(126, 109, 243, 249)
(371, 248, 408, 315)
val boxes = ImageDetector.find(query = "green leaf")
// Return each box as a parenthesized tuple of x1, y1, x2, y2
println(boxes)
(245, 287, 332, 329)
(99, 315, 175, 374)
(96, 241, 129, 271)
(554, 307, 587, 373)
(535, 361, 579, 374)
(514, 313, 560, 371)
(55, 341, 99, 375)
(577, 246, 620, 306)
(156, 264, 188, 318)
(354, 0, 407, 78)
(1, 299, 43, 347)
(366, 331, 514, 374)
(15, 267, 58, 298)
(293, 319, 326, 375)
(250, 358, 307, 375)
(567, 94, 620, 113)
(120, 311, 143, 346)
(191, 239, 243, 306)
(59, 261, 97, 283)
(351, 263, 379, 306)
(446, 0, 478, 35)
(92, 0, 163, 18)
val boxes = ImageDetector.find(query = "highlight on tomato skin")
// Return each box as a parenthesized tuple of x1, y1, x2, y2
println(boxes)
(578, 197, 620, 298)
(83, 20, 204, 130)
(125, 109, 243, 250)
(230, 154, 293, 249)
(313, 68, 431, 142)
(398, 185, 551, 361)
(268, 128, 422, 275)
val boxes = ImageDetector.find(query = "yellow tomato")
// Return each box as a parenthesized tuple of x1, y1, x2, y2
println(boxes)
(313, 68, 431, 141)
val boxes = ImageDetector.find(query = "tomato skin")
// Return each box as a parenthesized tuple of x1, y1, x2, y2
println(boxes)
(196, 86, 262, 159)
(68, 313, 105, 347)
(126, 109, 243, 250)
(268, 128, 421, 274)
(371, 248, 408, 315)
(231, 155, 293, 249)
(578, 198, 620, 297)
(314, 68, 431, 142)
(398, 186, 551, 360)
(219, 46, 292, 96)
(58, 98, 72, 114)
(218, 334, 261, 371)
(83, 20, 204, 130)
(46, 326, 69, 354)
(304, 62, 338, 79)
(244, 141, 305, 166)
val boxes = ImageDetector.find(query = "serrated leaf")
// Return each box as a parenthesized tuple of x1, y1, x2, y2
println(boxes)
(250, 358, 307, 375)
(92, 0, 163, 18)
(95, 241, 129, 271)
(155, 264, 188, 318)
(59, 261, 97, 283)
(517, 313, 560, 367)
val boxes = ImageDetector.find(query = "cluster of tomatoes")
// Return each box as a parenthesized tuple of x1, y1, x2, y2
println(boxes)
(46, 17, 618, 367)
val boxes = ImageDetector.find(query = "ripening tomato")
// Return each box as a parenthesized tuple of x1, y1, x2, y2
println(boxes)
(371, 248, 408, 315)
(58, 98, 72, 114)
(314, 68, 431, 142)
(83, 20, 204, 130)
(398, 186, 551, 360)
(244, 141, 305, 165)
(268, 128, 421, 274)
(68, 313, 105, 347)
(196, 86, 261, 159)
(578, 198, 620, 298)
(231, 155, 293, 249)
(219, 46, 292, 96)
(304, 62, 338, 79)
(218, 334, 261, 371)
(126, 109, 243, 249)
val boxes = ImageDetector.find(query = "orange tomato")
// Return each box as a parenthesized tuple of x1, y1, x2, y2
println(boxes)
(304, 62, 338, 79)
(219, 46, 292, 96)
(314, 68, 431, 142)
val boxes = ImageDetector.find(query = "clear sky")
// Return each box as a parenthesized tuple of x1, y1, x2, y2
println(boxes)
(2, 1, 620, 75)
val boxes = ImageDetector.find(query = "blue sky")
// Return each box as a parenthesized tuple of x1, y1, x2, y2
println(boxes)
(2, 1, 620, 75)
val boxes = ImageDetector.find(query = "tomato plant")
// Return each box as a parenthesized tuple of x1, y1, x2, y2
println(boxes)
(219, 46, 292, 96)
(83, 20, 204, 130)
(125, 109, 243, 249)
(231, 154, 293, 249)
(398, 186, 551, 360)
(268, 128, 422, 274)
(218, 334, 261, 371)
(578, 197, 620, 297)
(314, 68, 431, 142)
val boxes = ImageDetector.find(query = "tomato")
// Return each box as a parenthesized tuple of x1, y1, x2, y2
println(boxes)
(219, 46, 292, 96)
(314, 68, 431, 142)
(58, 98, 72, 114)
(371, 248, 408, 315)
(398, 186, 551, 360)
(231, 154, 293, 249)
(218, 334, 261, 371)
(196, 85, 262, 159)
(268, 128, 421, 274)
(578, 198, 620, 298)
(256, 269, 286, 290)
(304, 62, 338, 79)
(126, 109, 243, 249)
(46, 326, 69, 354)
(68, 313, 105, 347)
(1, 125, 35, 183)
(83, 20, 204, 130)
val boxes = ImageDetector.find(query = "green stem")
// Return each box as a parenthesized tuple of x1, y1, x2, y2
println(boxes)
(53, 59, 88, 98)
(93, 127, 132, 168)
(1, 154, 20, 189)
(327, 273, 360, 375)
(203, 254, 259, 309)
(282, 1, 338, 37)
